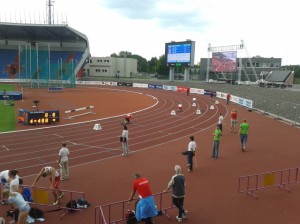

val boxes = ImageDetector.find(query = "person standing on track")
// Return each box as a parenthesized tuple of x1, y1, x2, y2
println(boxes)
(230, 109, 238, 133)
(226, 93, 231, 105)
(186, 136, 197, 172)
(212, 124, 222, 159)
(218, 113, 224, 131)
(58, 142, 70, 180)
(128, 173, 157, 224)
(121, 125, 129, 156)
(164, 165, 188, 223)
(32, 166, 64, 205)
(239, 119, 250, 151)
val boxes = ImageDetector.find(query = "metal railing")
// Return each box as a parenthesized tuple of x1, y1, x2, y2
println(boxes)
(238, 167, 299, 198)
(95, 191, 174, 224)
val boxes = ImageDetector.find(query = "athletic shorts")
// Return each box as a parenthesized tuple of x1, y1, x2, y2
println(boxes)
(231, 119, 237, 126)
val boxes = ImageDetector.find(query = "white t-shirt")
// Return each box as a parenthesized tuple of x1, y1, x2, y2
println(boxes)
(8, 192, 28, 210)
(218, 115, 224, 124)
(0, 170, 9, 181)
(188, 141, 197, 152)
(59, 147, 69, 162)
(122, 130, 128, 140)
(10, 176, 20, 192)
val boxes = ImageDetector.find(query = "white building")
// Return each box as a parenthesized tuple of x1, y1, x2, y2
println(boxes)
(83, 57, 138, 77)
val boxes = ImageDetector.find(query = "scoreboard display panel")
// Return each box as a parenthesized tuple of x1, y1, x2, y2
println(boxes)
(18, 109, 60, 125)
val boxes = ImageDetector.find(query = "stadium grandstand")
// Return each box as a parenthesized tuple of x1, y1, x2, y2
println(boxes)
(258, 70, 294, 88)
(0, 22, 90, 88)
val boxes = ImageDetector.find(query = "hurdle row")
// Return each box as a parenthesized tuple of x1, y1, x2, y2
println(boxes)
(65, 106, 95, 119)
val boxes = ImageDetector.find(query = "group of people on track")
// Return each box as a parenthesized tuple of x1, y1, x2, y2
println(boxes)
(1, 142, 70, 224)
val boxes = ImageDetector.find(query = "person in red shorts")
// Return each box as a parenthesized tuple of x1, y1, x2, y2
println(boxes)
(128, 173, 158, 224)
(230, 109, 238, 133)
(32, 166, 64, 205)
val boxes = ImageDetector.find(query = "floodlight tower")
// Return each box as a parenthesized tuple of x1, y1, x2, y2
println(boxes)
(46, 0, 55, 24)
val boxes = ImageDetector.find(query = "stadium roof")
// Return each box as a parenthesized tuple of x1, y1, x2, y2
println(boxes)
(0, 23, 87, 43)
(266, 70, 291, 82)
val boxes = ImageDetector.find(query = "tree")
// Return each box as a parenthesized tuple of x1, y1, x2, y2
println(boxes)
(119, 51, 132, 58)
(131, 55, 148, 72)
(110, 53, 118, 57)
(281, 65, 300, 79)
(156, 55, 169, 78)
(148, 57, 158, 74)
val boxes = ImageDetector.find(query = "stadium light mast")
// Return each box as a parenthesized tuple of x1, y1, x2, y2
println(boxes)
(47, 0, 54, 24)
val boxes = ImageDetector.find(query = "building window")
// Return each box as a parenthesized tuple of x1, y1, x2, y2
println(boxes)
(246, 62, 250, 67)
(270, 63, 274, 67)
(256, 63, 259, 67)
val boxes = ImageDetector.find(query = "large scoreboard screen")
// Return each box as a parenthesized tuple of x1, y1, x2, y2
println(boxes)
(165, 40, 195, 67)
(18, 109, 60, 125)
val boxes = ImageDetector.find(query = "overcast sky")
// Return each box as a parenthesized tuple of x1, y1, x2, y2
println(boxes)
(0, 0, 299, 65)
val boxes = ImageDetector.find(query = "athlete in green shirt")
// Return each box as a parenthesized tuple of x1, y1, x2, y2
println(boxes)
(239, 119, 250, 151)
(212, 125, 222, 158)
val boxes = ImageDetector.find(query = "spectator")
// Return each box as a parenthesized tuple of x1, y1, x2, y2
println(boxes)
(121, 125, 129, 156)
(186, 136, 197, 172)
(2, 189, 30, 224)
(186, 88, 190, 96)
(226, 93, 231, 105)
(58, 143, 70, 180)
(32, 166, 64, 205)
(230, 109, 238, 133)
(239, 119, 250, 151)
(128, 173, 157, 224)
(218, 113, 224, 131)
(164, 165, 188, 223)
(212, 125, 222, 159)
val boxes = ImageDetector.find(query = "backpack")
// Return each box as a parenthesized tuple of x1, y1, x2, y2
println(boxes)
(66, 200, 77, 211)
(29, 208, 44, 219)
(125, 210, 137, 224)
(77, 197, 91, 208)
(22, 187, 33, 202)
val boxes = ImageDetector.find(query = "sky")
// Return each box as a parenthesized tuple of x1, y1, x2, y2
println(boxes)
(0, 0, 299, 65)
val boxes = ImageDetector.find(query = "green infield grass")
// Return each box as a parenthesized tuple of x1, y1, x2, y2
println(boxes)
(0, 84, 16, 132)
